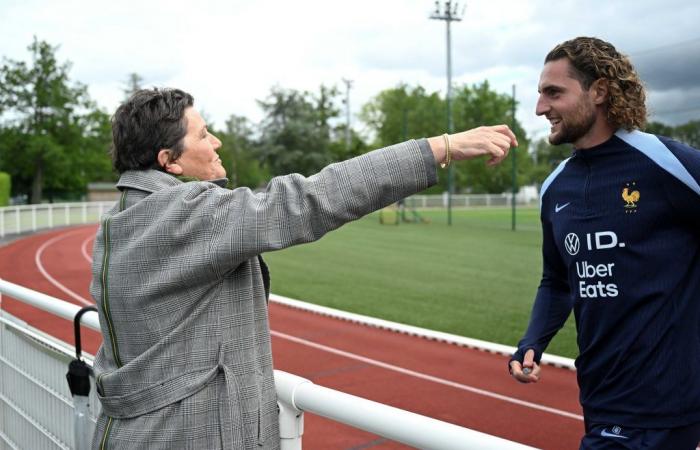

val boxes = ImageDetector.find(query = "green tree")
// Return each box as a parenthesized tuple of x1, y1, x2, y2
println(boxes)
(0, 37, 112, 203)
(645, 121, 675, 137)
(257, 85, 341, 176)
(360, 83, 444, 147)
(362, 81, 531, 193)
(673, 120, 700, 148)
(75, 108, 116, 182)
(122, 72, 144, 100)
(451, 81, 531, 193)
(646, 120, 700, 149)
(215, 114, 269, 189)
(328, 125, 369, 162)
(360, 84, 447, 194)
(529, 138, 572, 186)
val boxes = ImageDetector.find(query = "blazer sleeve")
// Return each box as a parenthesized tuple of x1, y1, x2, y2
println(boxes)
(207, 139, 437, 274)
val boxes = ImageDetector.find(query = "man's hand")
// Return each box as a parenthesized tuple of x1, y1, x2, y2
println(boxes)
(509, 349, 541, 383)
(428, 125, 518, 167)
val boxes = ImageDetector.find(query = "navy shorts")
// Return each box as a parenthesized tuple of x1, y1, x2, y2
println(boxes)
(580, 421, 700, 450)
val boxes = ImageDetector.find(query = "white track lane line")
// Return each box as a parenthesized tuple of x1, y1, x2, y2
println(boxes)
(35, 230, 94, 306)
(40, 228, 584, 422)
(271, 329, 584, 422)
(81, 235, 94, 264)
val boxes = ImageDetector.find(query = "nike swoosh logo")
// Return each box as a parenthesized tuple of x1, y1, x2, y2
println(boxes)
(600, 429, 629, 439)
(555, 202, 571, 213)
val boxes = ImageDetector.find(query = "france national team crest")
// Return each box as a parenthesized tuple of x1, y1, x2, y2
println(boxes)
(622, 182, 640, 213)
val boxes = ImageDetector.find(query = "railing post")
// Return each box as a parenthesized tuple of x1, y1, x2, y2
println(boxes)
(32, 205, 37, 231)
(1, 208, 4, 238)
(278, 402, 304, 450)
(82, 203, 87, 223)
(274, 371, 308, 450)
(15, 206, 20, 233)
(65, 204, 70, 226)
(48, 204, 53, 229)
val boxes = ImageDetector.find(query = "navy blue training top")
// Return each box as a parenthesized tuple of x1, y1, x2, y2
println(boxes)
(513, 129, 700, 428)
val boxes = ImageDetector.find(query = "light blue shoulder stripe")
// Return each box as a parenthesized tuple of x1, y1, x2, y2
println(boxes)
(540, 158, 571, 207)
(616, 129, 700, 196)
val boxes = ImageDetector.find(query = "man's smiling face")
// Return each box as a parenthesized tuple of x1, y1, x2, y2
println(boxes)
(536, 58, 597, 147)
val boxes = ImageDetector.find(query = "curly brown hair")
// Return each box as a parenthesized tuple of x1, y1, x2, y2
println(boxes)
(545, 37, 647, 130)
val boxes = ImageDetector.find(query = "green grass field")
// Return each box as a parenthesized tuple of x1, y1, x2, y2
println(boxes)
(263, 206, 579, 359)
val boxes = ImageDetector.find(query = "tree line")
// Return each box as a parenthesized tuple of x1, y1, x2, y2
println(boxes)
(1, 38, 698, 204)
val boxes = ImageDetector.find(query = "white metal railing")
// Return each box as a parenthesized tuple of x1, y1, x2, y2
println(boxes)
(1, 311, 100, 450)
(407, 193, 537, 209)
(275, 372, 533, 450)
(0, 194, 539, 239)
(0, 279, 537, 449)
(0, 202, 115, 238)
(0, 193, 543, 239)
(270, 294, 576, 370)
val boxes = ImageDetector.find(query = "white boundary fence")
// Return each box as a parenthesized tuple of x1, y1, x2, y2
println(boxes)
(0, 194, 540, 240)
(0, 202, 115, 239)
(0, 279, 538, 449)
(407, 193, 537, 209)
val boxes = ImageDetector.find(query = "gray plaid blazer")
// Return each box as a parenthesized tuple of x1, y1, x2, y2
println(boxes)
(89, 139, 436, 449)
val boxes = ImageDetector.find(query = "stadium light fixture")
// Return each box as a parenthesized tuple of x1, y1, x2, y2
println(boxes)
(430, 1, 464, 226)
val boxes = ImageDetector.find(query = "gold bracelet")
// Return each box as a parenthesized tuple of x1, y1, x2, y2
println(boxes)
(439, 133, 451, 169)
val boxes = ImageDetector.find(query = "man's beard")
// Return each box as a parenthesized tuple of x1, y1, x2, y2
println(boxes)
(549, 101, 597, 146)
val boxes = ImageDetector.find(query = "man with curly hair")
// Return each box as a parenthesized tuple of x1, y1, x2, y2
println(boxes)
(509, 37, 700, 449)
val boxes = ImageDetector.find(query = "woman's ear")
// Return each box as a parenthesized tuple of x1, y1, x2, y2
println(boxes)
(157, 149, 183, 175)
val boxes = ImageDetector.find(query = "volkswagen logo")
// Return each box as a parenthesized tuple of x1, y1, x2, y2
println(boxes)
(564, 233, 580, 255)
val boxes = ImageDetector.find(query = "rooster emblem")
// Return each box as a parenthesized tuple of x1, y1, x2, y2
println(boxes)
(622, 183, 640, 209)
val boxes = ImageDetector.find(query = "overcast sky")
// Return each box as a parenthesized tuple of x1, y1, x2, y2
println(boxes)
(2, 0, 699, 143)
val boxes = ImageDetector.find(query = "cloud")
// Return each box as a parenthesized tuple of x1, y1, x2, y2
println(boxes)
(633, 40, 700, 91)
(647, 87, 700, 126)
(1, 0, 699, 140)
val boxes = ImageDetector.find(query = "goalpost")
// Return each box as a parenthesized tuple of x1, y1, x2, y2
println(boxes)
(379, 198, 430, 225)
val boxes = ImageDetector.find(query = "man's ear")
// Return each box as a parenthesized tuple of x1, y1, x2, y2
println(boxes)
(590, 78, 609, 106)
(157, 149, 183, 175)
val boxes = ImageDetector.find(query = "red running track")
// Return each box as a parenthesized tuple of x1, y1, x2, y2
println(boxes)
(0, 226, 584, 449)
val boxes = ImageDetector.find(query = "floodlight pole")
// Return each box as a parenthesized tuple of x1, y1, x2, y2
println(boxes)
(430, 1, 463, 226)
(342, 78, 353, 151)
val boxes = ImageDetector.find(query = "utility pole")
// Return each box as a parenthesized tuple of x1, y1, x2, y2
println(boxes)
(430, 1, 464, 226)
(342, 78, 353, 151)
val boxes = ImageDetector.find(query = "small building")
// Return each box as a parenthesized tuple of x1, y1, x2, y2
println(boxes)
(516, 185, 539, 204)
(87, 182, 120, 202)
